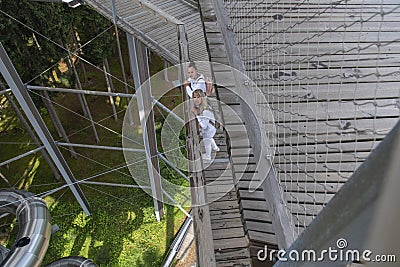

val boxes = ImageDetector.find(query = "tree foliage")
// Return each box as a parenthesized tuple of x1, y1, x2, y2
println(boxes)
(0, 1, 113, 86)
(72, 6, 114, 66)
(0, 0, 72, 84)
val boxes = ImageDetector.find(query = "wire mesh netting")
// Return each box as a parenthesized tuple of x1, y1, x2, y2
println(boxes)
(223, 0, 400, 235)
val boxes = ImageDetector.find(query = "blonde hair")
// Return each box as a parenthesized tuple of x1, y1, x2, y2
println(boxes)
(192, 89, 209, 113)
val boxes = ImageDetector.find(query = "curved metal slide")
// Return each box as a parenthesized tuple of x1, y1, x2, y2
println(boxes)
(0, 190, 96, 267)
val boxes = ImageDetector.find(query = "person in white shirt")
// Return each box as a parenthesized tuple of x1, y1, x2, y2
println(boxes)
(185, 62, 206, 98)
(191, 89, 220, 161)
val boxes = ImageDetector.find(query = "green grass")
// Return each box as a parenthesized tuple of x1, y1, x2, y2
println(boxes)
(0, 46, 189, 266)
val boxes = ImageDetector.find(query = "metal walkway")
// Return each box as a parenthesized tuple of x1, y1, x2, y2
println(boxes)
(84, 0, 208, 64)
(198, 1, 279, 265)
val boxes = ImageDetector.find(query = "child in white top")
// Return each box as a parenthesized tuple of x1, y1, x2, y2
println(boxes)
(185, 62, 206, 98)
(191, 89, 220, 161)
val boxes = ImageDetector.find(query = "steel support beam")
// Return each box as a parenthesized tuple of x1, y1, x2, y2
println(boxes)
(56, 142, 145, 153)
(0, 43, 91, 215)
(0, 146, 44, 167)
(26, 85, 136, 98)
(127, 34, 164, 221)
(2, 89, 61, 180)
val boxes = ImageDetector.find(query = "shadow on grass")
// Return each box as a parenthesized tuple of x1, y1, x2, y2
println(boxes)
(43, 186, 150, 266)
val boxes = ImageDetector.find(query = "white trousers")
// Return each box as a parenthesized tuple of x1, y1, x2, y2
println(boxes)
(203, 138, 219, 158)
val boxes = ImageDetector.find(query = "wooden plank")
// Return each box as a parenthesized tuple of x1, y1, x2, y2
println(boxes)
(127, 13, 164, 29)
(237, 189, 265, 200)
(242, 209, 272, 222)
(275, 130, 387, 146)
(232, 11, 400, 23)
(211, 217, 245, 230)
(226, 5, 398, 15)
(285, 191, 335, 205)
(208, 192, 236, 203)
(276, 161, 363, 173)
(236, 30, 399, 44)
(209, 200, 240, 211)
(255, 66, 400, 82)
(272, 117, 398, 135)
(282, 181, 345, 194)
(242, 44, 400, 64)
(225, 0, 399, 5)
(214, 247, 250, 262)
(240, 199, 269, 212)
(210, 209, 242, 220)
(225, 128, 249, 139)
(275, 151, 370, 164)
(255, 76, 400, 87)
(208, 191, 237, 203)
(261, 86, 397, 104)
(276, 140, 381, 155)
(285, 202, 326, 216)
(212, 227, 246, 239)
(213, 237, 248, 250)
(234, 173, 262, 188)
(231, 156, 256, 165)
(206, 177, 235, 186)
(270, 101, 400, 122)
(204, 161, 230, 171)
(237, 20, 400, 34)
(203, 168, 233, 178)
(262, 84, 400, 101)
(247, 230, 278, 245)
(230, 147, 253, 157)
(276, 171, 352, 182)
(206, 183, 235, 194)
(233, 163, 257, 173)
(290, 214, 315, 227)
(245, 54, 400, 70)
(245, 221, 275, 234)
(215, 258, 252, 267)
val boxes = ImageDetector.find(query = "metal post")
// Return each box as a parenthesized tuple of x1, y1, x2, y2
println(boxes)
(68, 52, 100, 143)
(163, 60, 169, 81)
(110, 0, 129, 94)
(126, 33, 141, 127)
(41, 90, 77, 158)
(0, 42, 91, 215)
(65, 53, 88, 117)
(2, 90, 61, 180)
(103, 61, 118, 122)
(127, 34, 164, 221)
